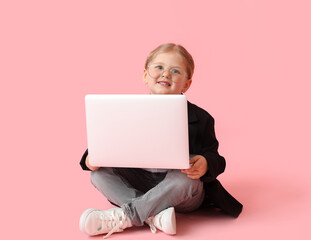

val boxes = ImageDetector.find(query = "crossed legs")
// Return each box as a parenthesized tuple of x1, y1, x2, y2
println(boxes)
(90, 167, 205, 226)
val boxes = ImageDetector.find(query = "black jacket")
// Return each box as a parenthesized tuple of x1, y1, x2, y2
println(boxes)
(80, 101, 243, 217)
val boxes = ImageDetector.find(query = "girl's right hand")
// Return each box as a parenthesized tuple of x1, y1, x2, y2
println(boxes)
(86, 155, 100, 171)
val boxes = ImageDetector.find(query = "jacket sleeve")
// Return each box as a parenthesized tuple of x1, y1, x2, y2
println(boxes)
(200, 116, 226, 183)
(80, 149, 91, 171)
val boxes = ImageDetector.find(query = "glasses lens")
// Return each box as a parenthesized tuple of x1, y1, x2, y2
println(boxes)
(148, 64, 162, 79)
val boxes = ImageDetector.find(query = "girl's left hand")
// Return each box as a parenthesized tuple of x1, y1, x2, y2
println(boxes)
(181, 155, 208, 179)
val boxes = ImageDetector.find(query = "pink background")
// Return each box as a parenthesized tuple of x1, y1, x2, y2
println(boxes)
(1, 0, 311, 239)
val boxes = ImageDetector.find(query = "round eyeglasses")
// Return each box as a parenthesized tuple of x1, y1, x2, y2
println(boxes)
(147, 63, 187, 82)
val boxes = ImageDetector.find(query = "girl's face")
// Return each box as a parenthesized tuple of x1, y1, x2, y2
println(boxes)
(143, 51, 192, 94)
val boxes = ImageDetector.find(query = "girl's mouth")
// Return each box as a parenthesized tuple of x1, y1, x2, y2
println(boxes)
(158, 81, 171, 87)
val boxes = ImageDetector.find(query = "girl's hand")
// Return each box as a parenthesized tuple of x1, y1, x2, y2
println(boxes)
(86, 155, 100, 171)
(181, 155, 208, 179)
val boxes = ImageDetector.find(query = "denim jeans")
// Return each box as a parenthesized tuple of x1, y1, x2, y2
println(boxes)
(91, 167, 205, 226)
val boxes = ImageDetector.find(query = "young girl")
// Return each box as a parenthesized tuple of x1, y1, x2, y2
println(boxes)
(79, 43, 243, 238)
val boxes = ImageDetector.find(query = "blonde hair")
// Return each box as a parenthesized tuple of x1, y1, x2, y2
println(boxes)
(145, 43, 195, 80)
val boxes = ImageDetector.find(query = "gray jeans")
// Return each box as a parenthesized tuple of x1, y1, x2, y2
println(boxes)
(91, 168, 205, 226)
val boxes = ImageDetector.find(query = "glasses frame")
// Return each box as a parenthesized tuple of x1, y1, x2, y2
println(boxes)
(147, 63, 187, 83)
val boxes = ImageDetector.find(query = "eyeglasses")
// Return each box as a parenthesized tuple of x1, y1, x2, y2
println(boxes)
(147, 63, 187, 82)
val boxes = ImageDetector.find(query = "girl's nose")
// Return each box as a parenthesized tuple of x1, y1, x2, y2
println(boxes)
(161, 69, 171, 78)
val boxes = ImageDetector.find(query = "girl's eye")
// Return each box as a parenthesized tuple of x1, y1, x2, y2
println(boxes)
(171, 69, 181, 74)
(155, 65, 163, 70)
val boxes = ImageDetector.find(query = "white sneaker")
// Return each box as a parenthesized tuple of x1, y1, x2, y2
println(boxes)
(146, 207, 176, 235)
(79, 208, 132, 239)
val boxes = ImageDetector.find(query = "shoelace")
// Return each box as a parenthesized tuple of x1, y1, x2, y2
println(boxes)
(98, 210, 127, 239)
(146, 216, 157, 234)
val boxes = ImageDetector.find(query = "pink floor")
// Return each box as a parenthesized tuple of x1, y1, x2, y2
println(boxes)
(3, 165, 310, 240)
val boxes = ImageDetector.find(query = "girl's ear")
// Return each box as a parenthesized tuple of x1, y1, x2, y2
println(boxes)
(143, 69, 148, 84)
(182, 79, 192, 93)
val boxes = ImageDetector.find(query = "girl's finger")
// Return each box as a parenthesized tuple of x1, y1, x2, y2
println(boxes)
(187, 174, 200, 179)
(189, 156, 199, 164)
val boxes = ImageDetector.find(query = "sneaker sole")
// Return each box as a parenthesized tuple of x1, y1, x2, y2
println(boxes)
(79, 208, 98, 235)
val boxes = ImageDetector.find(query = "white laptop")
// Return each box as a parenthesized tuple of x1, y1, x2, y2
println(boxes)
(85, 94, 190, 169)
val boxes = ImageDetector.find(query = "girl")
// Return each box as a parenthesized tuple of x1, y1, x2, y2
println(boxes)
(79, 43, 243, 238)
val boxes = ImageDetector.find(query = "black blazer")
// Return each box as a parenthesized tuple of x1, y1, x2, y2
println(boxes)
(187, 101, 242, 217)
(80, 101, 243, 217)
